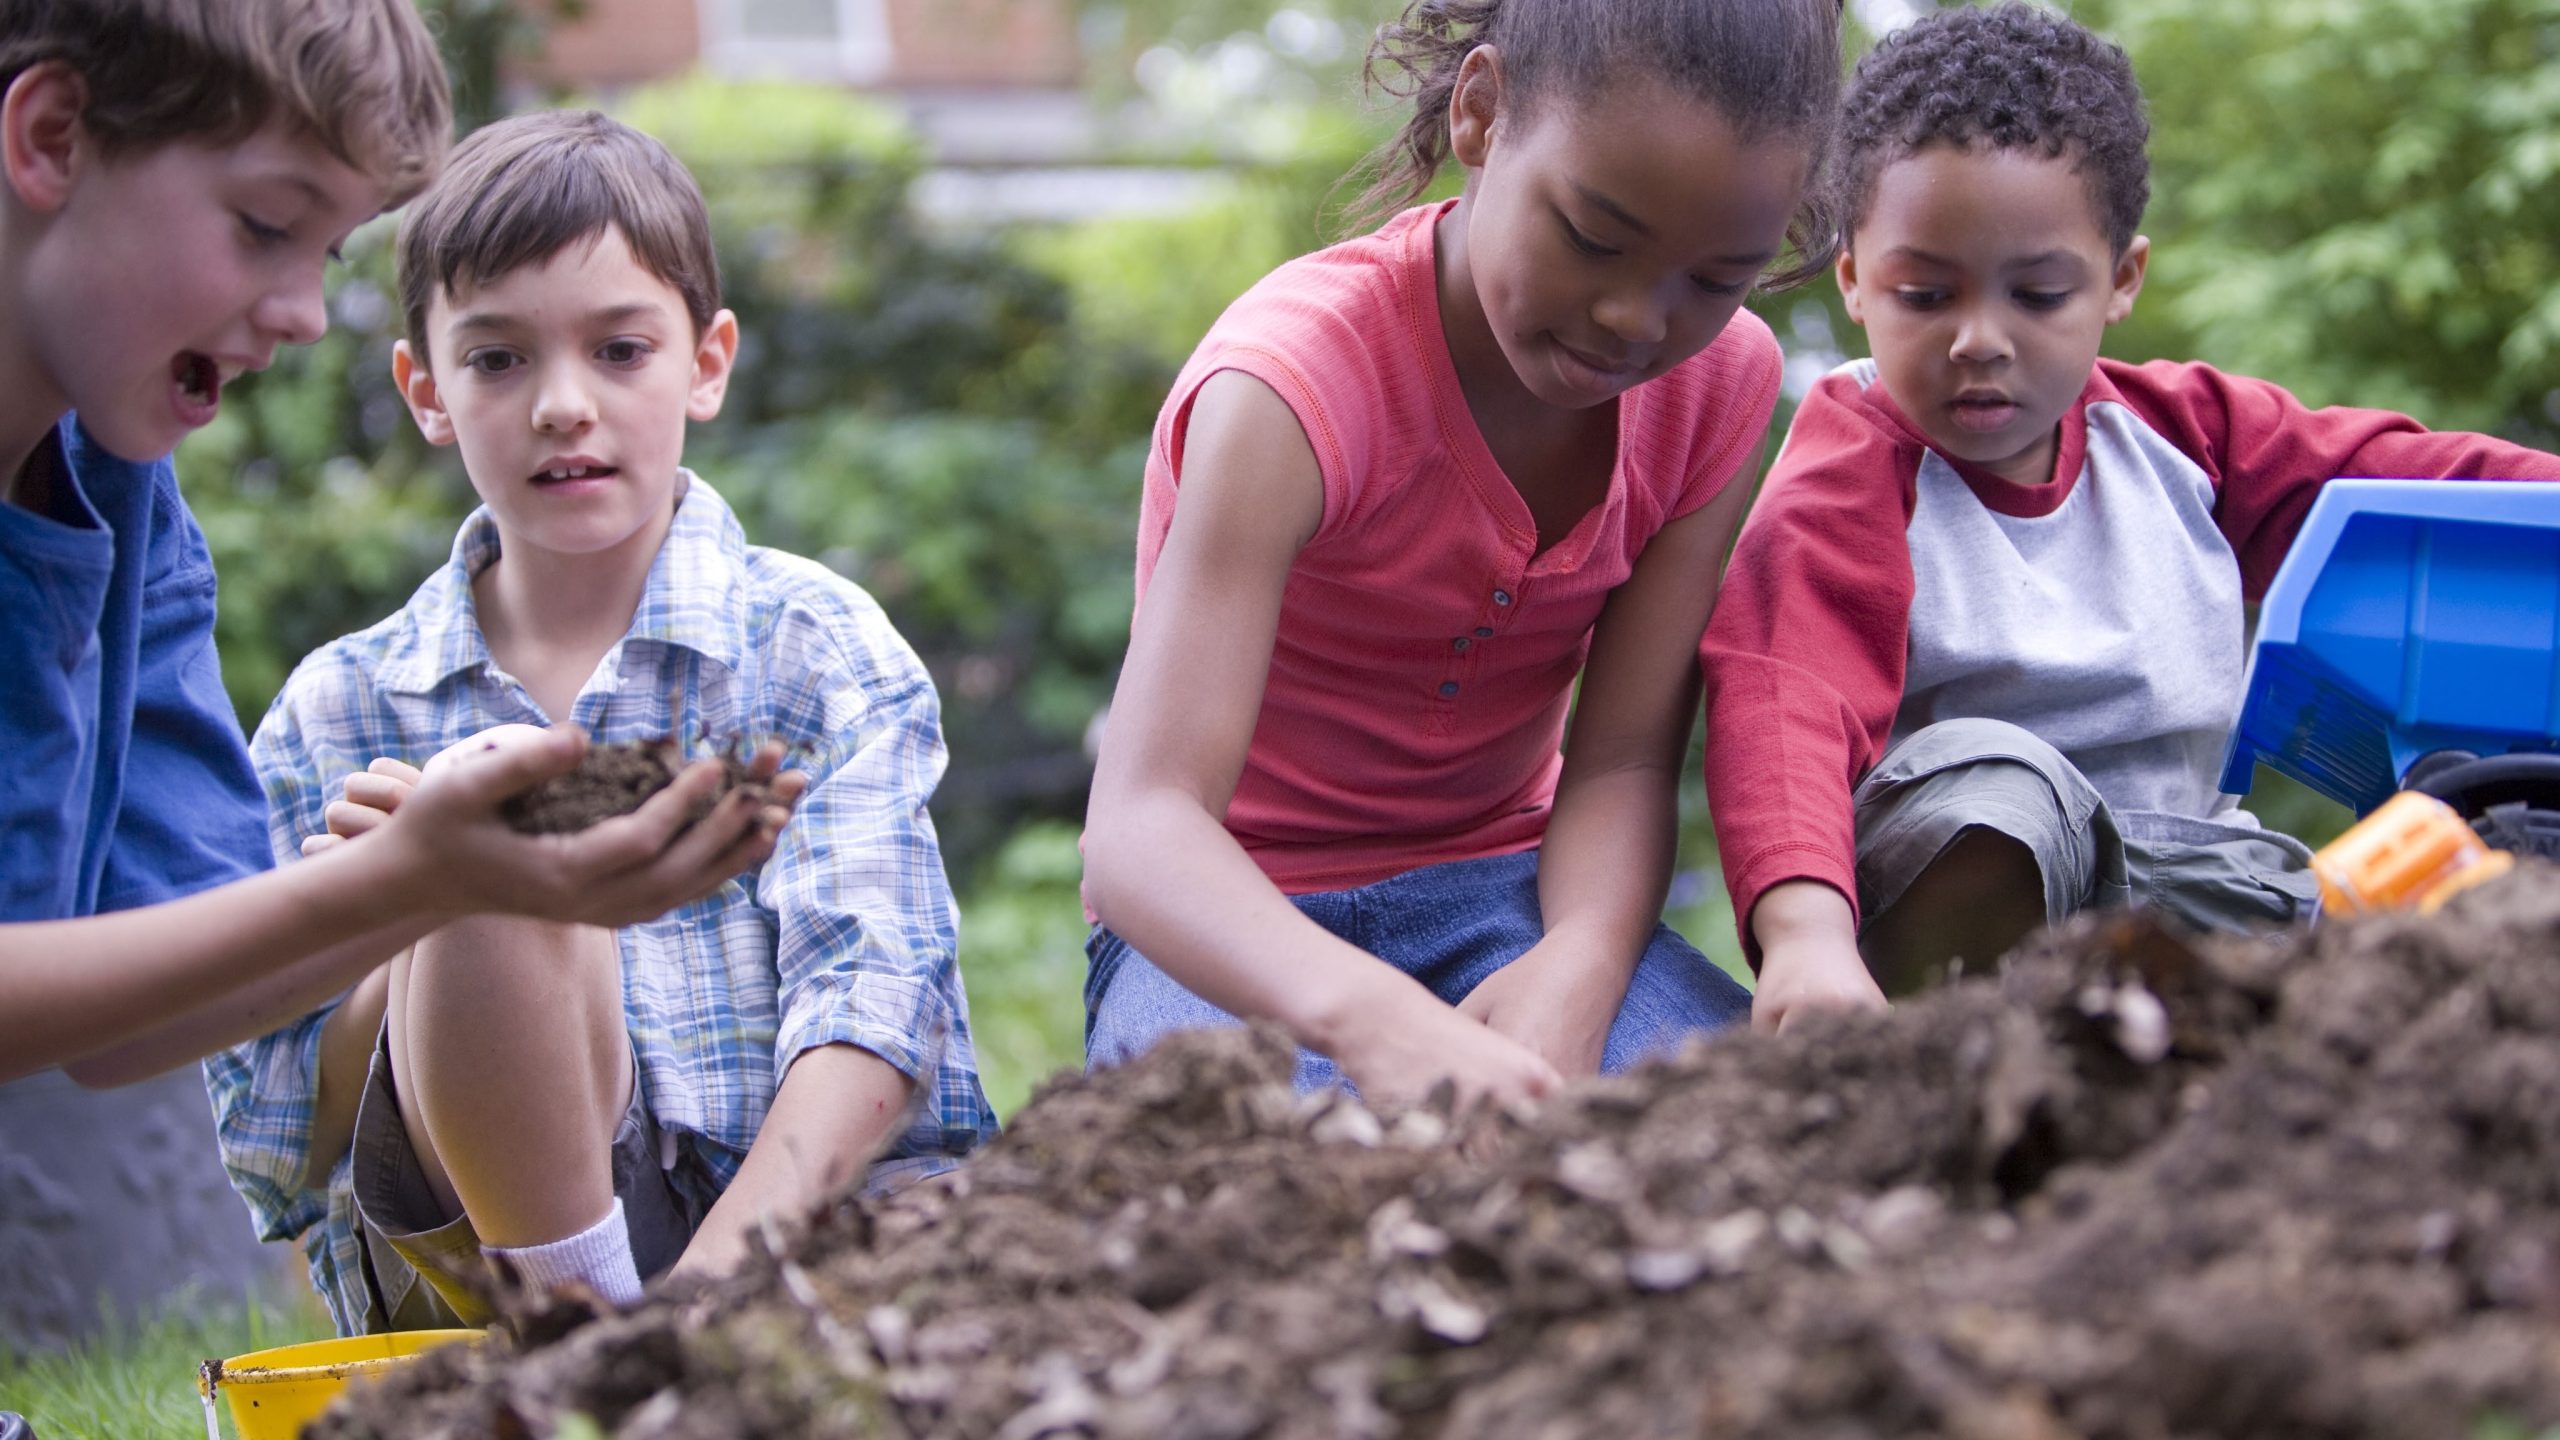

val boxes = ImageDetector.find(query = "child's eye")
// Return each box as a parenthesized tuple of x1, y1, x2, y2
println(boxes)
(1559, 216, 1619, 259)
(597, 339, 653, 366)
(1691, 274, 1750, 298)
(238, 212, 290, 247)
(462, 349, 521, 376)
(1894, 287, 1949, 310)
(2016, 289, 2072, 311)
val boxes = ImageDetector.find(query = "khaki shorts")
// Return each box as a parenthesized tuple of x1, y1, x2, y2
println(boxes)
(345, 1024, 710, 1331)
(1852, 718, 2321, 936)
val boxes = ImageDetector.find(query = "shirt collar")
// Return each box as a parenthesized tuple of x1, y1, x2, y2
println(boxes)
(373, 470, 752, 695)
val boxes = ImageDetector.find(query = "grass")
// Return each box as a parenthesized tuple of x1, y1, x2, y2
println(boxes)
(0, 1293, 332, 1440)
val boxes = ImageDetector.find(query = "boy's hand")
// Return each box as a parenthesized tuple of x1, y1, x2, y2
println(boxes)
(1751, 935, 1887, 1034)
(1748, 880, 1888, 1034)
(303, 757, 425, 857)
(1454, 938, 1620, 1080)
(304, 726, 547, 858)
(370, 726, 807, 929)
(1326, 974, 1562, 1113)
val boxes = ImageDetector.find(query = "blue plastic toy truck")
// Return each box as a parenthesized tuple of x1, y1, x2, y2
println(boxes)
(2221, 479, 2560, 855)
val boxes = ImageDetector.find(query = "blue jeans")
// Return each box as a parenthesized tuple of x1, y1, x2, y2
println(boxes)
(1083, 849, 1753, 1091)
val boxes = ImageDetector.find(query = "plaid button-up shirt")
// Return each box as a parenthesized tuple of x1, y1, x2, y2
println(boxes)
(204, 475, 994, 1332)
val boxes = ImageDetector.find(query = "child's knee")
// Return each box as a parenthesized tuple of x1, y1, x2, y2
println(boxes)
(1861, 825, 2049, 993)
(393, 921, 628, 1099)
(1854, 719, 2110, 925)
(409, 917, 622, 1005)
(419, 913, 612, 960)
(1601, 926, 1753, 1070)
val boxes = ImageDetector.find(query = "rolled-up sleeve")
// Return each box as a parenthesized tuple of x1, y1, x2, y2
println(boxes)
(761, 602, 960, 1084)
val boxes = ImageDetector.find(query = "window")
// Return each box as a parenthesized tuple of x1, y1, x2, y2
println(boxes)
(703, 0, 892, 81)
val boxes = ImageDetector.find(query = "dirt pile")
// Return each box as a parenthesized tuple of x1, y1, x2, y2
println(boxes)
(318, 871, 2560, 1439)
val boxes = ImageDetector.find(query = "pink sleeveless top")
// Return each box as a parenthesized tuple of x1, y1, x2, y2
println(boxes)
(1136, 200, 1781, 893)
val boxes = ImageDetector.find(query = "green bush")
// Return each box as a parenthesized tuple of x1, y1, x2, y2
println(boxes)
(954, 822, 1094, 1115)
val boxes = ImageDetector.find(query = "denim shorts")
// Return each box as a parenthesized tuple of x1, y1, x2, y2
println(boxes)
(1083, 848, 1753, 1091)
(345, 1023, 711, 1331)
(1853, 718, 2320, 935)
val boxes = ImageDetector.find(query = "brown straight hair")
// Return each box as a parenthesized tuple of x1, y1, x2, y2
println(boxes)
(397, 110, 722, 363)
(0, 0, 451, 205)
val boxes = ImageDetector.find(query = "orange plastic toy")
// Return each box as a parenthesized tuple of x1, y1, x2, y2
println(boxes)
(2310, 790, 2516, 917)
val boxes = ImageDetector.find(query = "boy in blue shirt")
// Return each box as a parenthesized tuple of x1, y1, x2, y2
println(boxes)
(211, 110, 994, 1333)
(0, 3, 791, 1086)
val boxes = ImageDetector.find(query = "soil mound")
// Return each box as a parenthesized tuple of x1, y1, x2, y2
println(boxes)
(317, 870, 2560, 1439)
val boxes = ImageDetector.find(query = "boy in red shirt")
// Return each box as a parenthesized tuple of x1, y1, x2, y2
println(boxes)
(1702, 2, 2560, 1031)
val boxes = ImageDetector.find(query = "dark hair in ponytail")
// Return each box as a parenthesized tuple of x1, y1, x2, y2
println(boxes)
(1346, 0, 1844, 290)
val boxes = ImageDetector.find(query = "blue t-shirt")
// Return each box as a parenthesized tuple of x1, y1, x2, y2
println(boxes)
(0, 417, 269, 920)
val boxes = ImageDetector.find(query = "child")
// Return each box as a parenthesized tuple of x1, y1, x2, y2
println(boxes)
(1080, 0, 1844, 1107)
(0, 1, 790, 1087)
(1702, 3, 2560, 1032)
(207, 111, 995, 1335)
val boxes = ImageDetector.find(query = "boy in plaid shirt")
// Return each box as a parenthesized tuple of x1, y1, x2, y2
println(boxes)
(209, 111, 993, 1334)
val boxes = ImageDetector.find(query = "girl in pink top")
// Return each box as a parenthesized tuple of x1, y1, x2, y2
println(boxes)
(1082, 0, 1843, 1108)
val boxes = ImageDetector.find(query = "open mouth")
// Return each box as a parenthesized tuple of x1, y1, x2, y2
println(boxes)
(171, 351, 221, 423)
(531, 462, 620, 487)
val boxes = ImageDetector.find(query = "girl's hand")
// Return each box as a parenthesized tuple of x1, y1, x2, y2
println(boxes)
(1454, 939, 1620, 1079)
(1751, 934, 1887, 1034)
(1327, 976, 1563, 1112)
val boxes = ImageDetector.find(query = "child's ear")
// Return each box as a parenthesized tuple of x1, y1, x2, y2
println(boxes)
(2, 62, 89, 214)
(1835, 248, 1868, 326)
(1447, 45, 1502, 170)
(2105, 235, 2150, 324)
(391, 340, 456, 447)
(685, 309, 740, 423)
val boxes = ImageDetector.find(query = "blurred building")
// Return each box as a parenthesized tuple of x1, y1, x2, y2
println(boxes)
(517, 0, 1230, 223)
(531, 0, 1083, 93)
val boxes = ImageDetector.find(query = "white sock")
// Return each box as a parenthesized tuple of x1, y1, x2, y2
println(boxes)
(487, 1198, 644, 1307)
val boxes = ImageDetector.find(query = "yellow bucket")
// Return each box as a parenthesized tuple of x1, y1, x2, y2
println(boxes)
(198, 1329, 482, 1439)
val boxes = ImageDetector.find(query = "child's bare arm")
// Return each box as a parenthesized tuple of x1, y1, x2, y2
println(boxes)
(1454, 477, 1759, 1075)
(673, 1041, 913, 1279)
(1083, 370, 1559, 1108)
(60, 915, 432, 1089)
(3, 727, 793, 1083)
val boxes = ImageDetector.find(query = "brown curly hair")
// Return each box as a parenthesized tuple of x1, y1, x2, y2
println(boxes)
(1832, 2, 2151, 256)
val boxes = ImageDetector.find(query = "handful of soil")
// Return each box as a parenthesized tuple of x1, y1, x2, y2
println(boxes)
(500, 737, 763, 835)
